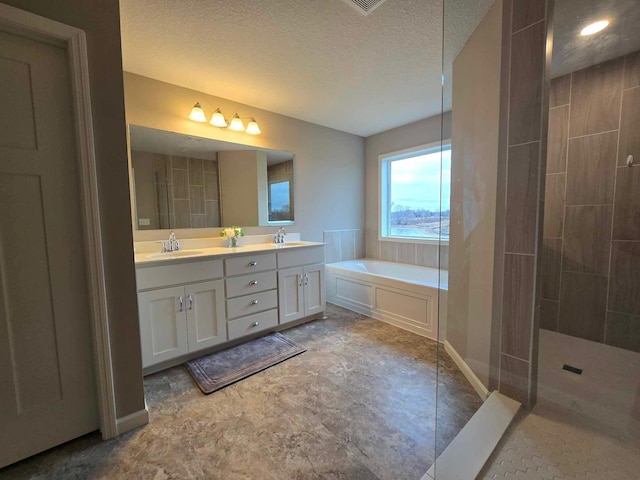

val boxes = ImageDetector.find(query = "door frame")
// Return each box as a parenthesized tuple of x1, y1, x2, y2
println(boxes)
(0, 4, 119, 439)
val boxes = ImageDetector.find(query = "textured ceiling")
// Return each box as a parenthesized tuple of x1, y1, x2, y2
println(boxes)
(552, 0, 640, 77)
(119, 0, 492, 137)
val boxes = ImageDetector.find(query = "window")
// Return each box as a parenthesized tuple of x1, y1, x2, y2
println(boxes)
(268, 180, 292, 221)
(379, 142, 451, 242)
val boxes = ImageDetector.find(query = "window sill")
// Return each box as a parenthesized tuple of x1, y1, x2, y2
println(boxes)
(379, 235, 449, 246)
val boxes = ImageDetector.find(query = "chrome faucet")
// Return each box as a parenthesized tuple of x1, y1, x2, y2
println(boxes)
(274, 227, 286, 244)
(162, 231, 180, 252)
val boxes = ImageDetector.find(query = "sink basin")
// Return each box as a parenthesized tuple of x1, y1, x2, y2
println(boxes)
(146, 250, 203, 259)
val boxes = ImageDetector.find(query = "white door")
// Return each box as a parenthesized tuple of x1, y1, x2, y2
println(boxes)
(138, 286, 188, 368)
(304, 264, 326, 317)
(0, 30, 98, 467)
(186, 280, 226, 351)
(278, 267, 304, 324)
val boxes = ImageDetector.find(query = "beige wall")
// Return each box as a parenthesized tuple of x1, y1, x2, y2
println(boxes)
(3, 0, 146, 418)
(123, 73, 366, 242)
(446, 0, 503, 388)
(364, 113, 452, 269)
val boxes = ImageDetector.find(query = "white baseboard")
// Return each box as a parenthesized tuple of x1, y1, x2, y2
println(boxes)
(421, 392, 521, 480)
(115, 407, 149, 436)
(444, 340, 489, 401)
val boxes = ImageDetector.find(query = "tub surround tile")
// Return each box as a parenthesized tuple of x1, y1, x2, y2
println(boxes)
(566, 131, 617, 205)
(550, 74, 571, 107)
(365, 229, 379, 259)
(416, 244, 438, 268)
(173, 199, 191, 228)
(569, 58, 623, 138)
(623, 51, 640, 89)
(499, 354, 530, 405)
(380, 241, 398, 262)
(397, 243, 416, 264)
(562, 205, 612, 276)
(203, 157, 217, 172)
(543, 173, 565, 239)
(540, 299, 559, 331)
(190, 214, 206, 228)
(541, 238, 562, 300)
(608, 241, 640, 316)
(205, 200, 220, 227)
(506, 143, 540, 254)
(558, 272, 607, 343)
(612, 165, 640, 240)
(340, 230, 355, 262)
(508, 22, 545, 146)
(354, 229, 365, 259)
(605, 311, 640, 353)
(618, 87, 640, 167)
(546, 105, 569, 174)
(502, 254, 535, 360)
(323, 231, 341, 264)
(171, 155, 188, 170)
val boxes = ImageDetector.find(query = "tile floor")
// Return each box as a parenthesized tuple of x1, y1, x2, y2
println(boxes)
(478, 403, 640, 480)
(1, 304, 481, 480)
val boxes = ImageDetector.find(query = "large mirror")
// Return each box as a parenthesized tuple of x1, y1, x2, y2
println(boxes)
(128, 125, 295, 230)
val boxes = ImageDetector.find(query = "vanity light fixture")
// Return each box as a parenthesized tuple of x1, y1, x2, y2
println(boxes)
(188, 102, 262, 135)
(580, 20, 609, 36)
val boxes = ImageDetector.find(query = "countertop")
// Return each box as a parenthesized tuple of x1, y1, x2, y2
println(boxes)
(134, 241, 325, 268)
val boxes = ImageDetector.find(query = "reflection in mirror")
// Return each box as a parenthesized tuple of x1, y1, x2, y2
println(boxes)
(128, 125, 294, 230)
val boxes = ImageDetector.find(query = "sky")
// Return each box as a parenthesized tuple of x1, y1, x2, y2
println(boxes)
(270, 181, 290, 210)
(390, 149, 451, 212)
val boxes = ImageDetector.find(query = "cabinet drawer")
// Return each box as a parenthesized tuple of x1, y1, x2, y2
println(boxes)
(225, 253, 277, 277)
(226, 289, 278, 319)
(227, 309, 278, 341)
(277, 247, 324, 269)
(225, 271, 277, 298)
(136, 259, 224, 291)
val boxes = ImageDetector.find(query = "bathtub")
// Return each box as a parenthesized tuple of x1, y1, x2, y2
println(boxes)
(325, 259, 448, 341)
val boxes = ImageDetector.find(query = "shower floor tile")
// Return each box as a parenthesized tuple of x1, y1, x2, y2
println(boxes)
(478, 403, 640, 480)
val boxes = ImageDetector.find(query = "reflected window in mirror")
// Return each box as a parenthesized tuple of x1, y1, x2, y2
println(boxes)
(267, 159, 294, 222)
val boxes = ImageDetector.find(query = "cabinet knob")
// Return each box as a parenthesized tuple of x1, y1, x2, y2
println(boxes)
(250, 321, 260, 327)
(248, 261, 258, 267)
(249, 280, 258, 286)
(250, 299, 259, 305)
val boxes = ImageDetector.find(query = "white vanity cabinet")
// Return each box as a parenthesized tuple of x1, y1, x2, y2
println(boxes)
(277, 247, 325, 325)
(224, 253, 280, 340)
(136, 259, 226, 368)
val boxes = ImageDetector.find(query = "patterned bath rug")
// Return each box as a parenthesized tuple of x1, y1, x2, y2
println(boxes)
(185, 332, 306, 394)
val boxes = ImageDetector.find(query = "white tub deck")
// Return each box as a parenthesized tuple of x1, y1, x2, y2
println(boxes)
(325, 259, 448, 340)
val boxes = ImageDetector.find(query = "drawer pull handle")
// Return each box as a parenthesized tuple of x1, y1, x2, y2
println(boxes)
(250, 321, 260, 327)
(188, 294, 193, 310)
(298, 275, 303, 287)
(248, 261, 258, 267)
(250, 300, 259, 305)
(249, 280, 259, 286)
(178, 296, 183, 312)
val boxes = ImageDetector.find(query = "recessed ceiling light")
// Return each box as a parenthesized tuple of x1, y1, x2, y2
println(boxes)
(580, 20, 609, 36)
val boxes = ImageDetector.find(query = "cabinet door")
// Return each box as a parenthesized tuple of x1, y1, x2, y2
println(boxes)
(186, 280, 227, 352)
(138, 286, 188, 368)
(304, 264, 326, 317)
(278, 267, 304, 324)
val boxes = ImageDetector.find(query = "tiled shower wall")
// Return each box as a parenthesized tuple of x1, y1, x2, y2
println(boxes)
(540, 51, 640, 353)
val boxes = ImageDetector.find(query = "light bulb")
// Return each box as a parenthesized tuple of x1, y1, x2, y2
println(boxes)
(188, 102, 207, 122)
(229, 114, 245, 132)
(210, 108, 228, 127)
(580, 20, 609, 36)
(246, 118, 261, 135)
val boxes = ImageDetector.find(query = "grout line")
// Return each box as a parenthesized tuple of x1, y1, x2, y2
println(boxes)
(504, 251, 536, 257)
(511, 18, 545, 36)
(622, 84, 640, 92)
(501, 352, 530, 363)
(565, 203, 614, 207)
(508, 139, 541, 149)
(546, 172, 566, 176)
(567, 129, 619, 141)
(604, 66, 627, 344)
(549, 104, 570, 110)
